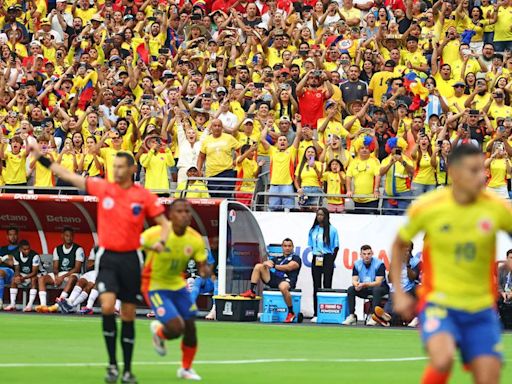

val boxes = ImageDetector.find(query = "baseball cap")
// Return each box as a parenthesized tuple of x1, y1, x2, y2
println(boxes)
(279, 116, 291, 122)
(109, 55, 122, 62)
(453, 81, 465, 87)
(242, 118, 254, 125)
(216, 86, 227, 94)
(280, 67, 290, 74)
(325, 100, 337, 109)
(384, 60, 396, 68)
(40, 18, 50, 26)
(256, 23, 268, 31)
(30, 40, 42, 47)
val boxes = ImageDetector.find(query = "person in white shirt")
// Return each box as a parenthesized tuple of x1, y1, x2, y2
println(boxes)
(176, 122, 209, 183)
(49, 0, 73, 41)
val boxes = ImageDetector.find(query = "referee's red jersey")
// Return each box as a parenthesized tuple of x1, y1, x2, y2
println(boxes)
(86, 178, 165, 252)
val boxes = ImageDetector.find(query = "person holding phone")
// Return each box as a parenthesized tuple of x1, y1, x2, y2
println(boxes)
(411, 133, 437, 196)
(294, 146, 323, 209)
(379, 138, 414, 215)
(431, 139, 452, 188)
(485, 141, 511, 199)
(308, 208, 339, 323)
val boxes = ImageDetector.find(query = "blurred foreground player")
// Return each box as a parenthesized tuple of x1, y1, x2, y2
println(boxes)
(30, 144, 170, 384)
(141, 199, 208, 381)
(391, 145, 512, 384)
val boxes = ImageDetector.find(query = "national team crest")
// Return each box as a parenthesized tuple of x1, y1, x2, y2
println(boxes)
(478, 219, 493, 233)
(156, 307, 166, 317)
(131, 203, 142, 216)
(102, 197, 114, 210)
(184, 245, 193, 257)
(424, 317, 440, 333)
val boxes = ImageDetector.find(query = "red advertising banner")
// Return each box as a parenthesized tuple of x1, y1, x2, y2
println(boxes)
(0, 194, 222, 256)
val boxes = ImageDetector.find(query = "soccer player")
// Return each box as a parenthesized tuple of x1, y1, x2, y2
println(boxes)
(391, 144, 512, 384)
(4, 240, 40, 312)
(0, 226, 19, 309)
(30, 144, 170, 384)
(141, 199, 208, 381)
(36, 227, 84, 313)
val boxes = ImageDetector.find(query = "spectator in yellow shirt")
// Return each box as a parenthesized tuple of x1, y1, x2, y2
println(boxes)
(29, 135, 55, 191)
(197, 119, 241, 197)
(140, 136, 175, 194)
(411, 134, 437, 196)
(260, 115, 303, 211)
(322, 159, 346, 213)
(174, 167, 210, 199)
(235, 144, 263, 207)
(485, 141, 511, 199)
(346, 140, 381, 214)
(295, 146, 323, 210)
(0, 135, 27, 192)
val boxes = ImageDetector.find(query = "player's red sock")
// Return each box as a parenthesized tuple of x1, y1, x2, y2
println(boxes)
(181, 341, 197, 370)
(421, 365, 450, 384)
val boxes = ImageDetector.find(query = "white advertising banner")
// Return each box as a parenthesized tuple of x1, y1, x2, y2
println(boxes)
(253, 212, 512, 318)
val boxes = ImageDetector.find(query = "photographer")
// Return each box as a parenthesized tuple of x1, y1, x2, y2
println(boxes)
(297, 69, 334, 129)
(485, 141, 511, 199)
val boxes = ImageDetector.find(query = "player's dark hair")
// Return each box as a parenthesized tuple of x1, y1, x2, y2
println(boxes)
(309, 208, 331, 247)
(447, 144, 482, 166)
(7, 226, 18, 233)
(19, 240, 30, 247)
(115, 151, 135, 166)
(507, 249, 512, 257)
(62, 226, 74, 233)
(361, 244, 372, 252)
(169, 198, 189, 210)
(282, 238, 294, 246)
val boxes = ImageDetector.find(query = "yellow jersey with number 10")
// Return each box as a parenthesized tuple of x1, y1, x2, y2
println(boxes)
(398, 188, 512, 313)
(141, 225, 207, 292)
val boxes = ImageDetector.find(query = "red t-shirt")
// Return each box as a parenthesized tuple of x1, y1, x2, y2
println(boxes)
(298, 89, 327, 129)
(86, 178, 164, 252)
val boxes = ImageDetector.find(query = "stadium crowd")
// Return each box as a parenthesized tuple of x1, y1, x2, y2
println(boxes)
(0, 0, 510, 213)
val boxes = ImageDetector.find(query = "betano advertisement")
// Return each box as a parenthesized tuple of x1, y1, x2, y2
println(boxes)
(253, 212, 512, 317)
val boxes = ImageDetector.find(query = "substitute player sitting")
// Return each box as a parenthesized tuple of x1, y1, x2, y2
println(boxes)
(4, 240, 40, 312)
(141, 199, 208, 381)
(391, 144, 512, 384)
(36, 228, 84, 312)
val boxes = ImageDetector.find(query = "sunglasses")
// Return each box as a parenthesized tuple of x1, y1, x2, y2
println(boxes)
(454, 85, 465, 88)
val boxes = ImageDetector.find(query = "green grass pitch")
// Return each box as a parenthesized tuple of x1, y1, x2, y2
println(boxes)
(0, 314, 511, 383)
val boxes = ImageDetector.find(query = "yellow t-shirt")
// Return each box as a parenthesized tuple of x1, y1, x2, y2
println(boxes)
(369, 71, 394, 106)
(494, 6, 512, 42)
(269, 146, 296, 185)
(140, 149, 175, 190)
(141, 225, 207, 291)
(488, 158, 508, 188)
(174, 181, 210, 198)
(236, 158, 259, 192)
(295, 161, 322, 188)
(346, 157, 380, 203)
(399, 188, 512, 312)
(4, 150, 27, 184)
(413, 152, 436, 185)
(200, 134, 241, 177)
(381, 156, 413, 195)
(317, 119, 349, 145)
(322, 171, 345, 204)
(488, 104, 512, 128)
(81, 154, 104, 177)
(99, 147, 120, 182)
(34, 153, 55, 187)
(433, 74, 455, 99)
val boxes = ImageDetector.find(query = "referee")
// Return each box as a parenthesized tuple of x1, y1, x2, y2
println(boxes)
(31, 144, 170, 384)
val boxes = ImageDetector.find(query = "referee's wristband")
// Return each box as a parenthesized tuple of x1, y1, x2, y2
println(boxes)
(38, 156, 53, 169)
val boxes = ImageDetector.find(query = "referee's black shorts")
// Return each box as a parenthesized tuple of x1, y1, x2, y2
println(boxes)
(95, 249, 144, 303)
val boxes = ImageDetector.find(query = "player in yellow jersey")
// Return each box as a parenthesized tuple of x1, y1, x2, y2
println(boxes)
(141, 199, 208, 381)
(391, 145, 512, 384)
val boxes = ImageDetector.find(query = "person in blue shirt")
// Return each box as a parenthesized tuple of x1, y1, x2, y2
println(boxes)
(372, 242, 422, 327)
(0, 227, 19, 308)
(343, 244, 389, 326)
(188, 248, 217, 320)
(241, 238, 302, 323)
(308, 208, 340, 323)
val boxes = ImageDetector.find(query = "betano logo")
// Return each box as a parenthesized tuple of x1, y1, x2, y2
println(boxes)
(0, 214, 28, 221)
(46, 215, 82, 224)
(14, 194, 38, 200)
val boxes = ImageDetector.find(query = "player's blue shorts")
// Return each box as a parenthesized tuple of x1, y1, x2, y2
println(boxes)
(147, 288, 197, 324)
(419, 303, 503, 364)
(0, 267, 14, 285)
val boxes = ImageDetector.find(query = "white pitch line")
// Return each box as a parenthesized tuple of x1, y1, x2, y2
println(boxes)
(0, 357, 427, 368)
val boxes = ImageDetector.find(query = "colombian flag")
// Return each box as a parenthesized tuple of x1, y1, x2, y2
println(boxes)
(77, 71, 98, 111)
(136, 42, 150, 65)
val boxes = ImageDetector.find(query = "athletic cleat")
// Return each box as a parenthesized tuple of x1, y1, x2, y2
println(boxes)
(3, 305, 16, 312)
(47, 304, 59, 313)
(372, 313, 390, 327)
(205, 305, 216, 320)
(177, 367, 202, 381)
(35, 305, 49, 313)
(80, 307, 94, 315)
(310, 316, 317, 323)
(366, 317, 378, 326)
(104, 364, 119, 383)
(121, 371, 138, 383)
(374, 306, 392, 322)
(239, 289, 256, 299)
(408, 317, 419, 328)
(23, 305, 33, 312)
(57, 299, 73, 314)
(150, 321, 166, 356)
(284, 313, 295, 323)
(342, 314, 357, 326)
(146, 311, 155, 318)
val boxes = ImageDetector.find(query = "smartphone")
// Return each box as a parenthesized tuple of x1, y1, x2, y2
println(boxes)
(230, 79, 236, 88)
(437, 140, 443, 146)
(159, 48, 170, 55)
(126, 110, 132, 116)
(191, 14, 201, 21)
(395, 148, 402, 156)
(254, 83, 264, 89)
